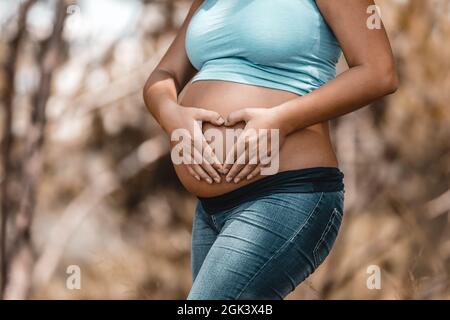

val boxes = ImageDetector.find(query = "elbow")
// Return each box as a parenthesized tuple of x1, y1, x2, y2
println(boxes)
(382, 66, 399, 95)
(143, 76, 153, 106)
(376, 62, 399, 96)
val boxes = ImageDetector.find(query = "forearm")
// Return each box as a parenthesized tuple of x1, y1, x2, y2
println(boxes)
(274, 64, 398, 135)
(143, 69, 181, 132)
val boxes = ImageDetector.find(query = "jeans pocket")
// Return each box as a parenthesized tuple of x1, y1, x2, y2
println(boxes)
(312, 207, 343, 268)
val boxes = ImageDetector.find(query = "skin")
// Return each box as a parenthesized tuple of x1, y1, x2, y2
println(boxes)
(143, 0, 398, 197)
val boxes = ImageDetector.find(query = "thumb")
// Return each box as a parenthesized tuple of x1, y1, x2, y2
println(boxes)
(196, 109, 225, 126)
(226, 109, 251, 126)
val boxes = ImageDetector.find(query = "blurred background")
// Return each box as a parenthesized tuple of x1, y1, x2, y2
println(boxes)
(0, 0, 449, 300)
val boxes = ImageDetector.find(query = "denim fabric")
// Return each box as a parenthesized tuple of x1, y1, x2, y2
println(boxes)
(188, 191, 344, 300)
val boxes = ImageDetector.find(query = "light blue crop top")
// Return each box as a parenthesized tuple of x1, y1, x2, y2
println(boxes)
(185, 0, 342, 96)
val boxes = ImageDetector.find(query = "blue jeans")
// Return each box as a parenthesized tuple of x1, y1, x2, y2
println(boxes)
(188, 190, 345, 300)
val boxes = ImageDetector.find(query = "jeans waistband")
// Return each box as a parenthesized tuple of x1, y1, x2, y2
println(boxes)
(198, 167, 345, 215)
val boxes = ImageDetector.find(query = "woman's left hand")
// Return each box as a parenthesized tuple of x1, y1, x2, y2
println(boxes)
(223, 107, 287, 183)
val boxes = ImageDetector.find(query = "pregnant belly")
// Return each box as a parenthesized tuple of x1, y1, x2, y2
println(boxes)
(175, 80, 338, 198)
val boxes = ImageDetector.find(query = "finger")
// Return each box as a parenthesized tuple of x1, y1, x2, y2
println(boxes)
(196, 109, 225, 126)
(226, 151, 248, 183)
(246, 165, 262, 181)
(228, 142, 258, 183)
(201, 162, 221, 183)
(186, 165, 200, 181)
(182, 153, 200, 180)
(199, 136, 224, 174)
(192, 164, 213, 184)
(191, 135, 222, 181)
(191, 119, 224, 173)
(225, 109, 251, 127)
(234, 158, 258, 183)
(223, 133, 248, 174)
(191, 147, 220, 183)
(183, 151, 212, 183)
(223, 142, 237, 174)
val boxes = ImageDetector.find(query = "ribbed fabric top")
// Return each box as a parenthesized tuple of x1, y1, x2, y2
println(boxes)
(186, 0, 341, 96)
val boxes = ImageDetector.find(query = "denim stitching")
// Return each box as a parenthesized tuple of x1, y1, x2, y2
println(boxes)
(197, 202, 219, 233)
(313, 208, 338, 254)
(210, 215, 220, 233)
(312, 207, 341, 267)
(235, 192, 324, 299)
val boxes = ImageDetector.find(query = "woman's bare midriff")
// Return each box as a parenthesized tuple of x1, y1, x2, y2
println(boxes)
(175, 80, 338, 198)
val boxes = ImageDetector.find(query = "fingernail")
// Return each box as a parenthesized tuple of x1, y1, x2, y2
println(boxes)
(214, 177, 221, 183)
(226, 176, 232, 183)
(247, 175, 253, 180)
(234, 177, 240, 183)
(206, 178, 213, 184)
(195, 176, 200, 181)
(217, 117, 225, 125)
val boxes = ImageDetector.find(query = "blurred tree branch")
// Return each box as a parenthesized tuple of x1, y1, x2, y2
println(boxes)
(427, 190, 450, 219)
(3, 0, 71, 300)
(0, 0, 37, 299)
(32, 133, 168, 288)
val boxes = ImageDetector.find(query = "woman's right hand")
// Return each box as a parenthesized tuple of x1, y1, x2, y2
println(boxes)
(160, 102, 225, 184)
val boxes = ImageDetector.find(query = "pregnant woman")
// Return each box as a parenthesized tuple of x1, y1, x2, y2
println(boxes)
(143, 0, 397, 299)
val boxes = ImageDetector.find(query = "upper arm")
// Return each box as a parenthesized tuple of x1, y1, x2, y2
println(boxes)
(316, 0, 396, 72)
(153, 0, 204, 90)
